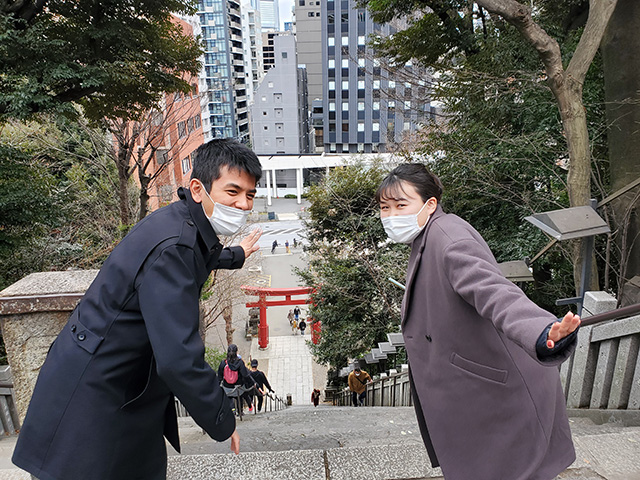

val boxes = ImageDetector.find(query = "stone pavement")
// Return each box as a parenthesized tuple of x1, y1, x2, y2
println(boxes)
(250, 335, 315, 406)
(168, 406, 640, 480)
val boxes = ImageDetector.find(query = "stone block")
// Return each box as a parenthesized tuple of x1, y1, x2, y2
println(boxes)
(608, 335, 640, 409)
(582, 291, 617, 317)
(567, 326, 598, 408)
(590, 339, 617, 409)
(0, 270, 98, 421)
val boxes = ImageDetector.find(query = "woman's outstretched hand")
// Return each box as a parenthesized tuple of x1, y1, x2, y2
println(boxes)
(547, 311, 581, 349)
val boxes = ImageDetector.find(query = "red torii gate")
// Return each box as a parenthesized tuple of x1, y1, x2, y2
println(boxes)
(241, 286, 318, 349)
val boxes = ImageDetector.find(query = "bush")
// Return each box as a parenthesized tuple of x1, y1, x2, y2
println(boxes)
(204, 346, 226, 369)
(284, 194, 297, 199)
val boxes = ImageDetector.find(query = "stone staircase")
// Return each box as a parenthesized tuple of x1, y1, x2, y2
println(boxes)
(166, 406, 640, 480)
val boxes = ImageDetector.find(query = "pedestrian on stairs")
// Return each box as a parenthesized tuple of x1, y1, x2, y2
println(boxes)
(287, 309, 294, 325)
(218, 344, 257, 413)
(311, 388, 321, 407)
(376, 163, 580, 480)
(249, 359, 274, 412)
(298, 318, 307, 335)
(291, 318, 298, 335)
(348, 367, 371, 407)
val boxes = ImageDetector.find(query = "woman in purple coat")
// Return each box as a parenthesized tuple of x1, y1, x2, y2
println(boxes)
(377, 164, 581, 480)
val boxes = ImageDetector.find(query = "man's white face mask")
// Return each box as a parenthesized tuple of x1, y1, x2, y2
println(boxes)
(381, 201, 429, 244)
(200, 182, 250, 236)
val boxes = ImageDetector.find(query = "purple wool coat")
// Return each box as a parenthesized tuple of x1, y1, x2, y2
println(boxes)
(402, 206, 576, 480)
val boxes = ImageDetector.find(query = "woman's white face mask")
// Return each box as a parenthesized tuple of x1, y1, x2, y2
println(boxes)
(381, 201, 430, 244)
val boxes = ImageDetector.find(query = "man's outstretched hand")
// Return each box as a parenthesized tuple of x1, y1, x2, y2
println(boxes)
(547, 311, 581, 349)
(240, 228, 262, 259)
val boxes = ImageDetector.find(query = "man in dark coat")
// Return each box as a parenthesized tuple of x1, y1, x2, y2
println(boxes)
(12, 139, 263, 480)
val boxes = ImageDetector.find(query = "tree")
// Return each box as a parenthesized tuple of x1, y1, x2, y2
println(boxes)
(0, 116, 121, 290)
(0, 0, 202, 122)
(364, 0, 617, 293)
(105, 85, 205, 226)
(296, 161, 407, 372)
(601, 0, 640, 294)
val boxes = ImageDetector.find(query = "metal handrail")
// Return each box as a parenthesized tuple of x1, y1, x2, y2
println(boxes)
(580, 302, 640, 327)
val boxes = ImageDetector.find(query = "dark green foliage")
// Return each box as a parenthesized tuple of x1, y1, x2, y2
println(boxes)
(364, 0, 611, 312)
(0, 0, 202, 121)
(297, 162, 408, 370)
(0, 117, 121, 290)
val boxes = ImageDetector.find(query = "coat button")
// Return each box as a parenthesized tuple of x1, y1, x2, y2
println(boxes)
(77, 333, 86, 341)
(71, 324, 76, 332)
(425, 335, 432, 342)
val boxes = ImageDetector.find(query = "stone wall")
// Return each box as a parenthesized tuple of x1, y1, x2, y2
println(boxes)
(0, 270, 98, 422)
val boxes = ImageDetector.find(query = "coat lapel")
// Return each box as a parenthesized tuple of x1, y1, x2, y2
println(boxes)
(401, 205, 445, 325)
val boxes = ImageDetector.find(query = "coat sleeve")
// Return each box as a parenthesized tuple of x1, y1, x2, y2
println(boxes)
(442, 238, 576, 365)
(213, 245, 245, 269)
(138, 244, 235, 441)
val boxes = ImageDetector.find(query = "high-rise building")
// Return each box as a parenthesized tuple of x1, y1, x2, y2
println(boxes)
(241, 0, 265, 104)
(250, 33, 310, 155)
(321, 0, 432, 153)
(198, 0, 250, 142)
(293, 0, 322, 112)
(259, 0, 280, 29)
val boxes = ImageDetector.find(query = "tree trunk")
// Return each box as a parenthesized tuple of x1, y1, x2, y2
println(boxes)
(116, 148, 132, 228)
(138, 173, 151, 222)
(223, 302, 234, 346)
(602, 0, 640, 289)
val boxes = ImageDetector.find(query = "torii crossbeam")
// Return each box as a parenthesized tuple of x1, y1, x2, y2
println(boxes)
(241, 286, 315, 349)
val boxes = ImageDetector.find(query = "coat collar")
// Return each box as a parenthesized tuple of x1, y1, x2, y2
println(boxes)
(402, 204, 446, 323)
(178, 187, 221, 253)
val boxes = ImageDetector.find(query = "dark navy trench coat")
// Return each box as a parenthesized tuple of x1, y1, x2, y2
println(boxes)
(13, 188, 240, 480)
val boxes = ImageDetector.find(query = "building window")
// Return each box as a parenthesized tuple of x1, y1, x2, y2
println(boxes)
(276, 137, 285, 147)
(274, 93, 282, 102)
(262, 96, 267, 102)
(373, 80, 380, 89)
(388, 100, 395, 108)
(268, 82, 274, 88)
(177, 121, 187, 139)
(341, 36, 348, 46)
(274, 108, 283, 118)
(299, 0, 304, 4)
(329, 81, 335, 90)
(358, 58, 365, 67)
(358, 35, 365, 46)
(329, 102, 336, 111)
(404, 122, 411, 131)
(194, 115, 202, 129)
(328, 37, 335, 47)
(372, 122, 379, 131)
(282, 52, 288, 58)
(341, 58, 349, 68)
(357, 122, 364, 132)
(276, 123, 284, 132)
(342, 80, 349, 90)
(405, 100, 411, 110)
(373, 101, 379, 110)
(358, 101, 364, 111)
(328, 59, 335, 69)
(358, 80, 365, 89)
(388, 80, 396, 89)
(342, 144, 349, 152)
(187, 117, 195, 133)
(181, 157, 191, 174)
(342, 101, 348, 111)
(308, 11, 314, 16)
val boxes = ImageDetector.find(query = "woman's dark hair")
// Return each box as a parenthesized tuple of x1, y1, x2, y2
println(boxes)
(226, 343, 238, 362)
(375, 163, 443, 203)
(191, 138, 263, 191)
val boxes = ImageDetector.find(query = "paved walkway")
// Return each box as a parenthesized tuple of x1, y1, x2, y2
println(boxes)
(250, 335, 315, 406)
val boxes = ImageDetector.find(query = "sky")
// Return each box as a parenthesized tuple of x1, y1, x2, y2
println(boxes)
(279, 0, 294, 29)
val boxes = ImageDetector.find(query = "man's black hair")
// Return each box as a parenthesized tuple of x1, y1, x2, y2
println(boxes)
(191, 138, 263, 191)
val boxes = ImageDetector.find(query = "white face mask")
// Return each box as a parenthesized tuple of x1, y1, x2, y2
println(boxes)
(200, 183, 250, 236)
(381, 202, 430, 244)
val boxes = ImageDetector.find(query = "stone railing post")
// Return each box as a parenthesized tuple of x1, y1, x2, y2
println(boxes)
(0, 270, 98, 422)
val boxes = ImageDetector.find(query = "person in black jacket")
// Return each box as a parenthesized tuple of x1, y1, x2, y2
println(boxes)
(13, 139, 263, 480)
(248, 359, 274, 412)
(218, 345, 256, 412)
